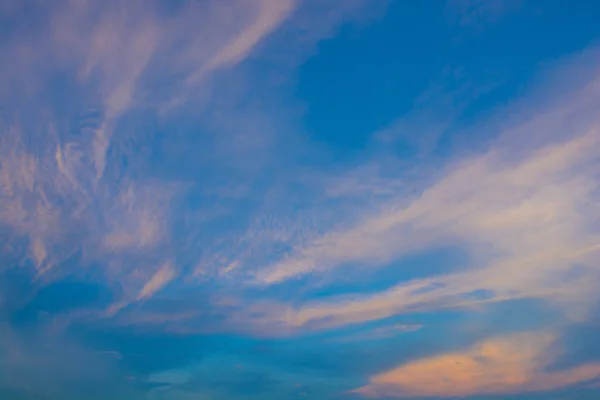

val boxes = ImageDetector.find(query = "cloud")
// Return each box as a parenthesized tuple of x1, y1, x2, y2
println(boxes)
(102, 182, 174, 252)
(335, 323, 423, 343)
(353, 331, 600, 397)
(1, 0, 391, 345)
(91, 48, 600, 339)
(239, 59, 600, 332)
(0, 125, 176, 279)
(0, 131, 66, 273)
(138, 262, 178, 300)
(446, 0, 518, 27)
(187, 0, 297, 84)
(2, 6, 600, 400)
(2, 2, 600, 399)
(258, 128, 600, 283)
(254, 129, 600, 330)
(0, 0, 301, 296)
(1, 0, 298, 181)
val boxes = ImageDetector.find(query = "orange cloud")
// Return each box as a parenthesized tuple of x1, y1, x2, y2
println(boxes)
(353, 332, 600, 398)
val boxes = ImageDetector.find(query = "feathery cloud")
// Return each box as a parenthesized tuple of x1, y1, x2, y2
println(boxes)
(242, 65, 600, 332)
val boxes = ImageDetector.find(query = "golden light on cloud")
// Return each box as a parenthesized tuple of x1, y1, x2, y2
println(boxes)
(353, 332, 600, 398)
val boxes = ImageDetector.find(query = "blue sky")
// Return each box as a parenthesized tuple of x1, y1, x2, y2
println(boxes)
(1, 0, 600, 399)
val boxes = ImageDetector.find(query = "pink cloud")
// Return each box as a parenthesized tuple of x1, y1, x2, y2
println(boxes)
(138, 261, 178, 300)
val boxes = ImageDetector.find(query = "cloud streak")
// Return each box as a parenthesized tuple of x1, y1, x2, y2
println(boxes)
(138, 261, 178, 300)
(187, 0, 297, 84)
(257, 130, 600, 330)
(243, 62, 600, 333)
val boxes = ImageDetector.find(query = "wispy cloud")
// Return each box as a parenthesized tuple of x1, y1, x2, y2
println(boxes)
(242, 60, 600, 332)
(0, 0, 299, 296)
(254, 131, 600, 330)
(102, 183, 173, 252)
(446, 0, 518, 27)
(138, 261, 178, 300)
(85, 48, 600, 340)
(259, 128, 600, 284)
(336, 323, 423, 343)
(187, 0, 297, 84)
(2, 2, 600, 399)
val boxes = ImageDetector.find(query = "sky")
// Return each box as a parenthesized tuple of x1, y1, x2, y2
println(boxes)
(1, 0, 600, 399)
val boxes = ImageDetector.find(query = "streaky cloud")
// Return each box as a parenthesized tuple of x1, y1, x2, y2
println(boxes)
(242, 59, 600, 333)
